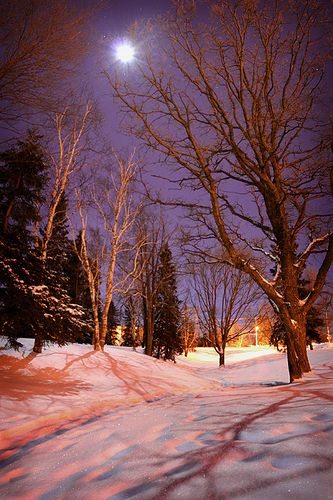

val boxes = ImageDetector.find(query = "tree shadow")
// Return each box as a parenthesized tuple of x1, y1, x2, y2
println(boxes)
(102, 351, 166, 402)
(0, 354, 91, 400)
(114, 379, 333, 499)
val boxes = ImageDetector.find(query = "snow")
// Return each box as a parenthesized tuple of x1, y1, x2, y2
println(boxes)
(0, 340, 332, 499)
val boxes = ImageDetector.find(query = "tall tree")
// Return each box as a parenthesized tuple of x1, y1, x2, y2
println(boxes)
(76, 153, 143, 351)
(110, 0, 333, 381)
(136, 214, 164, 356)
(153, 243, 183, 361)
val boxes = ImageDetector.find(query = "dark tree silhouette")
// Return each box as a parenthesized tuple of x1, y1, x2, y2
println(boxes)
(153, 244, 183, 361)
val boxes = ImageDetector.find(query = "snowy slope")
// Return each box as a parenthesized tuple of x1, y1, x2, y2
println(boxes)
(0, 340, 332, 499)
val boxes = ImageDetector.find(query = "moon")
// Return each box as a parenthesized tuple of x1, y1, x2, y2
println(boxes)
(115, 42, 135, 63)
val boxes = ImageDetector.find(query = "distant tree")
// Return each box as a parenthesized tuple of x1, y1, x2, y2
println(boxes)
(270, 320, 287, 353)
(137, 215, 164, 356)
(191, 261, 260, 366)
(122, 302, 134, 347)
(106, 300, 119, 345)
(271, 304, 326, 352)
(153, 243, 183, 361)
(305, 307, 326, 350)
(180, 303, 197, 357)
(121, 295, 141, 348)
(66, 231, 92, 313)
(270, 276, 327, 351)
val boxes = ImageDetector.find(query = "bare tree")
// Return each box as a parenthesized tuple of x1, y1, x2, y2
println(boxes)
(191, 262, 259, 366)
(136, 214, 164, 356)
(39, 102, 93, 264)
(0, 0, 93, 133)
(122, 293, 142, 350)
(108, 0, 333, 381)
(75, 153, 143, 351)
(180, 302, 197, 357)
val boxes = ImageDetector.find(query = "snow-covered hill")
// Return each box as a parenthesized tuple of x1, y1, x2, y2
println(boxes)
(0, 340, 332, 499)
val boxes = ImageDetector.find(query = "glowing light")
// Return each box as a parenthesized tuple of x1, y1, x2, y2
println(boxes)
(115, 42, 135, 63)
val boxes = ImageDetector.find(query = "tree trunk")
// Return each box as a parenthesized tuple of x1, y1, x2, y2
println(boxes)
(131, 324, 136, 351)
(219, 342, 226, 366)
(285, 334, 303, 382)
(296, 339, 311, 372)
(280, 303, 311, 381)
(295, 317, 311, 373)
(287, 312, 311, 375)
(92, 304, 101, 351)
(144, 303, 154, 356)
(33, 334, 43, 353)
(99, 317, 108, 352)
(219, 350, 225, 366)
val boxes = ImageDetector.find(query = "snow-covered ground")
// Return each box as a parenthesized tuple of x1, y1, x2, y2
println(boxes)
(0, 340, 332, 499)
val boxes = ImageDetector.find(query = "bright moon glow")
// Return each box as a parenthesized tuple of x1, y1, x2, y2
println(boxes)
(115, 42, 135, 63)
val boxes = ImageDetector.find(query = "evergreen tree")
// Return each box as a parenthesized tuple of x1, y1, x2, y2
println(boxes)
(0, 133, 48, 346)
(65, 230, 93, 344)
(270, 279, 326, 351)
(66, 231, 91, 310)
(106, 300, 119, 345)
(122, 300, 134, 347)
(32, 193, 91, 351)
(0, 132, 48, 241)
(153, 244, 183, 361)
(121, 296, 141, 348)
(0, 134, 90, 351)
(270, 305, 326, 351)
(43, 193, 71, 281)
